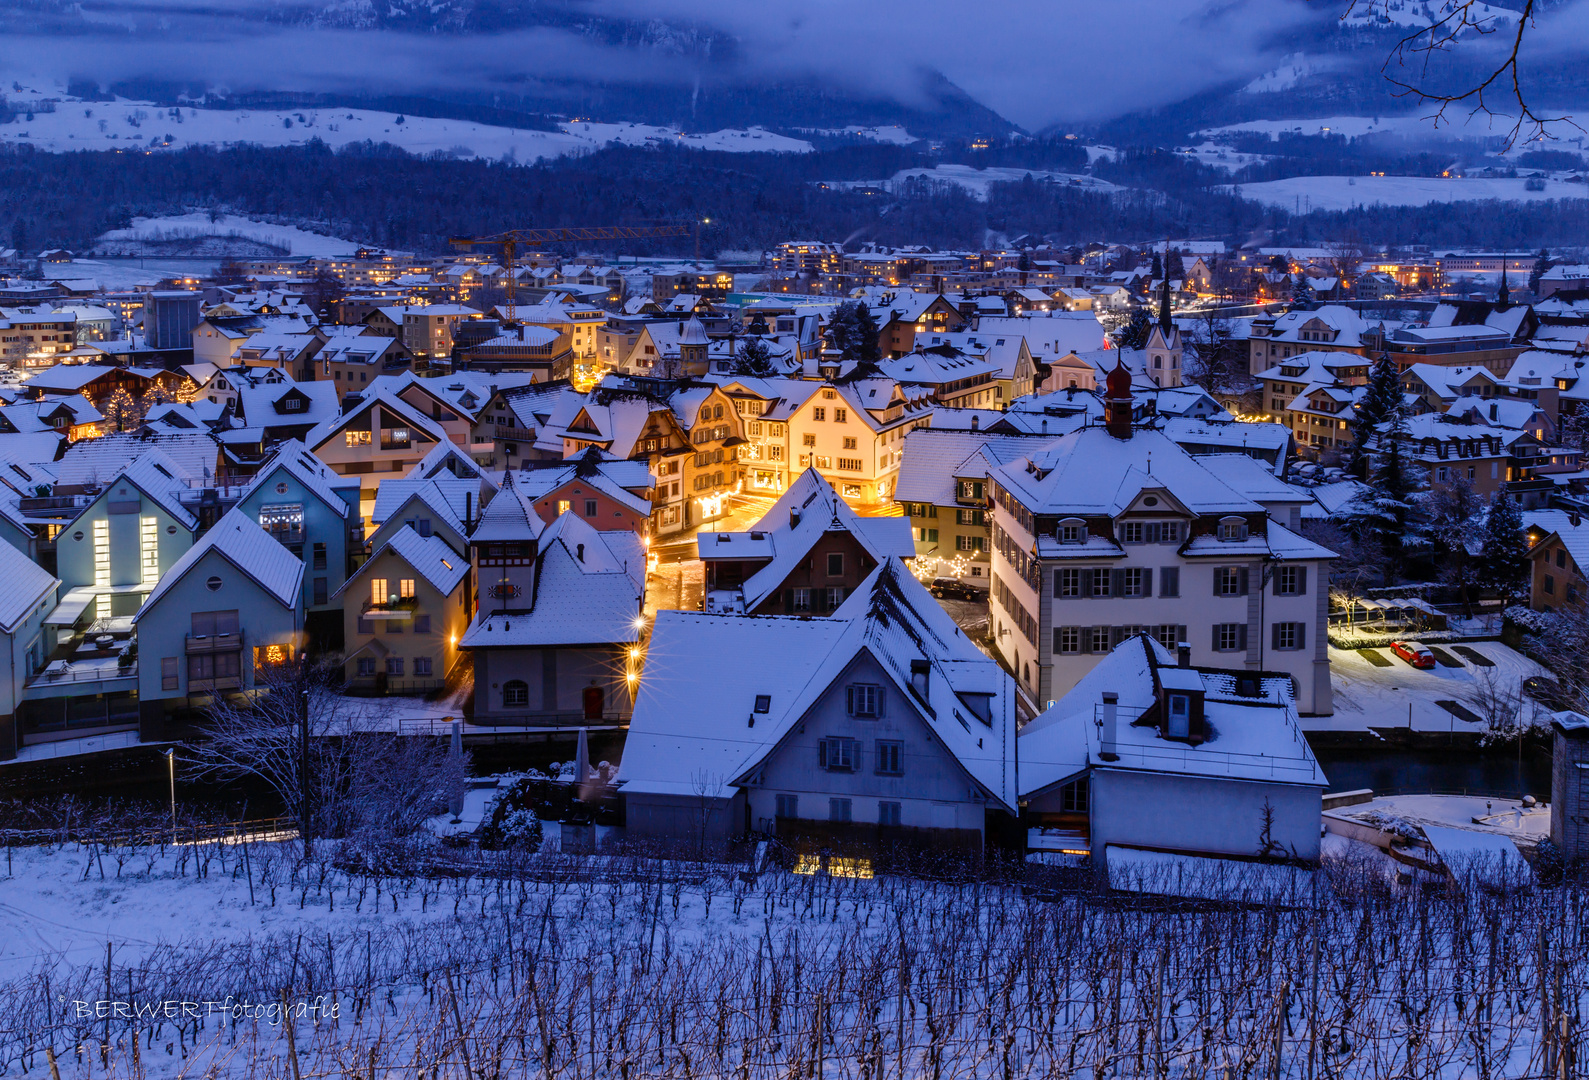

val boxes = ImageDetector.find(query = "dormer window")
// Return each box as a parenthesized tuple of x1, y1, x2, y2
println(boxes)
(1057, 518, 1086, 544)
(1167, 694, 1190, 738)
(1217, 517, 1247, 542)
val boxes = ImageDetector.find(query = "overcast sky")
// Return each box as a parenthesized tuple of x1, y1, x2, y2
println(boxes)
(0, 0, 1572, 131)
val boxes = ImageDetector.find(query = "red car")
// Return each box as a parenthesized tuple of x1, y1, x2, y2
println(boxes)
(1390, 640, 1436, 669)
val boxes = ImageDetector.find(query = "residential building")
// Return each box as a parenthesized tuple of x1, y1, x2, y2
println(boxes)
(336, 526, 471, 694)
(463, 501, 645, 725)
(131, 507, 305, 739)
(305, 390, 451, 522)
(895, 428, 1058, 586)
(621, 559, 1018, 854)
(1550, 711, 1589, 861)
(988, 362, 1336, 715)
(699, 468, 915, 615)
(516, 450, 655, 535)
(1020, 635, 1326, 866)
(0, 542, 60, 760)
(401, 305, 484, 361)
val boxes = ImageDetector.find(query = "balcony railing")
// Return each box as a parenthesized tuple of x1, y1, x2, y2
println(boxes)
(19, 494, 90, 513)
(363, 597, 419, 615)
(264, 527, 304, 545)
(186, 632, 243, 654)
(25, 661, 137, 687)
(189, 675, 243, 692)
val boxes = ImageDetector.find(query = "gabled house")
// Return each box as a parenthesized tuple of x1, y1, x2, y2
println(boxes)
(1526, 513, 1589, 611)
(621, 559, 1018, 854)
(367, 477, 478, 556)
(462, 509, 645, 725)
(306, 390, 450, 522)
(55, 450, 199, 618)
(516, 449, 655, 536)
(230, 379, 341, 443)
(232, 440, 362, 639)
(700, 469, 916, 615)
(131, 507, 305, 739)
(1019, 634, 1325, 867)
(335, 526, 471, 693)
(0, 542, 60, 759)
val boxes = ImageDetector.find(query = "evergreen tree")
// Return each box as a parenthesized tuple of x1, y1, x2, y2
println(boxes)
(1529, 247, 1551, 295)
(1346, 356, 1402, 478)
(1116, 308, 1153, 351)
(1166, 248, 1185, 279)
(1478, 494, 1530, 599)
(828, 300, 883, 380)
(1150, 251, 1163, 280)
(825, 301, 862, 359)
(1290, 273, 1314, 307)
(732, 337, 777, 377)
(8, 217, 25, 254)
(1346, 401, 1423, 584)
(851, 303, 882, 368)
(1421, 474, 1484, 616)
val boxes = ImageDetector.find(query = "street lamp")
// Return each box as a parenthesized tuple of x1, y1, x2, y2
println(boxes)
(299, 650, 312, 860)
(164, 748, 176, 841)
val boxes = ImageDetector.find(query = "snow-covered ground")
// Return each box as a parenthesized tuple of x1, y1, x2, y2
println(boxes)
(95, 212, 364, 257)
(1242, 53, 1329, 94)
(1199, 112, 1588, 154)
(1227, 174, 1588, 212)
(52, 259, 169, 290)
(823, 164, 1118, 201)
(0, 80, 813, 162)
(1339, 0, 1514, 30)
(1316, 639, 1547, 734)
(1175, 141, 1273, 172)
(796, 124, 918, 145)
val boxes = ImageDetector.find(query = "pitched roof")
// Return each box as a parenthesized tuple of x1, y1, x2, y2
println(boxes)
(337, 526, 469, 599)
(895, 428, 1061, 505)
(513, 454, 655, 517)
(238, 439, 350, 518)
(56, 432, 219, 488)
(468, 470, 543, 543)
(370, 479, 473, 536)
(622, 560, 1015, 809)
(305, 388, 448, 451)
(736, 469, 918, 612)
(91, 450, 199, 530)
(135, 507, 303, 619)
(462, 513, 644, 648)
(0, 539, 57, 633)
(1018, 635, 1325, 797)
(992, 426, 1263, 518)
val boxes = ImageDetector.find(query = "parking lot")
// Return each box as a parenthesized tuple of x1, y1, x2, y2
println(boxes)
(1314, 640, 1549, 734)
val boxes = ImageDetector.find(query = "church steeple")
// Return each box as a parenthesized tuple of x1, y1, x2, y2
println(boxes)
(1158, 246, 1173, 333)
(1498, 258, 1512, 310)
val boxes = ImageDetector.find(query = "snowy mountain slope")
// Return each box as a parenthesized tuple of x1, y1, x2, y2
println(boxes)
(93, 213, 365, 257)
(0, 89, 817, 161)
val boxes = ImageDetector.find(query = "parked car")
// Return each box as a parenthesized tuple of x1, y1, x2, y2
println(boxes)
(1523, 675, 1572, 711)
(930, 577, 982, 601)
(1390, 640, 1436, 669)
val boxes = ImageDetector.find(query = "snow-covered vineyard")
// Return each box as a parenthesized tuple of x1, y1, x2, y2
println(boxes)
(0, 831, 1583, 1080)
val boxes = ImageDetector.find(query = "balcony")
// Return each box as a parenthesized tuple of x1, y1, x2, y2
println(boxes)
(264, 527, 304, 546)
(189, 675, 243, 693)
(19, 494, 90, 514)
(187, 632, 243, 654)
(362, 598, 419, 619)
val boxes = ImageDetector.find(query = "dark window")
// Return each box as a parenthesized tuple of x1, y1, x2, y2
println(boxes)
(1059, 777, 1088, 814)
(875, 740, 903, 775)
(312, 543, 327, 570)
(503, 680, 529, 707)
(1056, 568, 1080, 597)
(878, 801, 902, 826)
(414, 615, 431, 634)
(385, 657, 404, 676)
(828, 798, 852, 822)
(161, 656, 177, 691)
(312, 578, 328, 605)
(1159, 567, 1180, 597)
(1168, 693, 1191, 737)
(1273, 565, 1306, 596)
(753, 694, 771, 713)
(827, 552, 844, 576)
(776, 794, 798, 819)
(584, 499, 598, 517)
(819, 737, 857, 771)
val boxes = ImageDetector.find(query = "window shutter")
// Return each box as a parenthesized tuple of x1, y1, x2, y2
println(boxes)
(1053, 569, 1063, 598)
(1111, 569, 1125, 597)
(1080, 569, 1093, 596)
(1296, 567, 1308, 594)
(1212, 570, 1222, 597)
(1296, 623, 1306, 650)
(1238, 568, 1249, 596)
(845, 686, 854, 715)
(818, 739, 829, 769)
(1081, 628, 1094, 654)
(1211, 624, 1220, 651)
(1142, 569, 1153, 598)
(1272, 623, 1282, 651)
(1178, 625, 1188, 649)
(1238, 623, 1248, 651)
(784, 589, 793, 614)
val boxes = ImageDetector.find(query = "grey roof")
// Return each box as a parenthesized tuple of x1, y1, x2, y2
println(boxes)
(469, 470, 543, 543)
(0, 540, 57, 633)
(135, 507, 304, 619)
(895, 428, 1061, 505)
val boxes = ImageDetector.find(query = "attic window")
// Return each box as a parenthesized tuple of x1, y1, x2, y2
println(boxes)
(1217, 517, 1248, 542)
(1057, 518, 1086, 544)
(754, 694, 771, 713)
(153, 464, 172, 479)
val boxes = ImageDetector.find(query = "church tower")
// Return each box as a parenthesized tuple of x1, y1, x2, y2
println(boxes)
(1144, 268, 1182, 387)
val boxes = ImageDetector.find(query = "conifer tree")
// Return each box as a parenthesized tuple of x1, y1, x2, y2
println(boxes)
(1529, 247, 1551, 295)
(1150, 251, 1163, 280)
(1346, 356, 1402, 478)
(732, 337, 777, 378)
(1478, 493, 1530, 599)
(1116, 308, 1153, 351)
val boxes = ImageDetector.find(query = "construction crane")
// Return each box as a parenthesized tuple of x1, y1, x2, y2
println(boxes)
(449, 225, 692, 322)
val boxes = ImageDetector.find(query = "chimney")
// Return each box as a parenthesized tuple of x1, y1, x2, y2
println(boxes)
(1177, 642, 1191, 668)
(1099, 692, 1119, 761)
(1490, 402, 1499, 421)
(1104, 358, 1134, 439)
(970, 414, 980, 431)
(576, 542, 585, 562)
(790, 506, 802, 529)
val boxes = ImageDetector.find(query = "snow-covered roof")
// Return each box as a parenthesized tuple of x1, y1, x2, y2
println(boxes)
(468, 470, 543, 543)
(623, 559, 1016, 809)
(0, 539, 57, 633)
(369, 479, 472, 537)
(992, 427, 1263, 518)
(1019, 635, 1325, 797)
(513, 454, 654, 517)
(135, 506, 303, 619)
(237, 439, 349, 519)
(735, 469, 918, 612)
(56, 432, 218, 488)
(87, 450, 199, 530)
(895, 428, 1060, 506)
(462, 514, 643, 648)
(337, 526, 469, 599)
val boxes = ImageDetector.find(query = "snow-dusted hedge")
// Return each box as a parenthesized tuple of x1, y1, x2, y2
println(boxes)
(1327, 628, 1482, 649)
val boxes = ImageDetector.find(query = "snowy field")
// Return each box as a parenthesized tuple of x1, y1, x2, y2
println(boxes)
(1199, 112, 1589, 154)
(0, 820, 1575, 1079)
(52, 259, 169, 291)
(1227, 174, 1588, 212)
(1339, 0, 1515, 29)
(1316, 639, 1547, 734)
(823, 164, 1119, 201)
(93, 213, 364, 258)
(0, 86, 813, 162)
